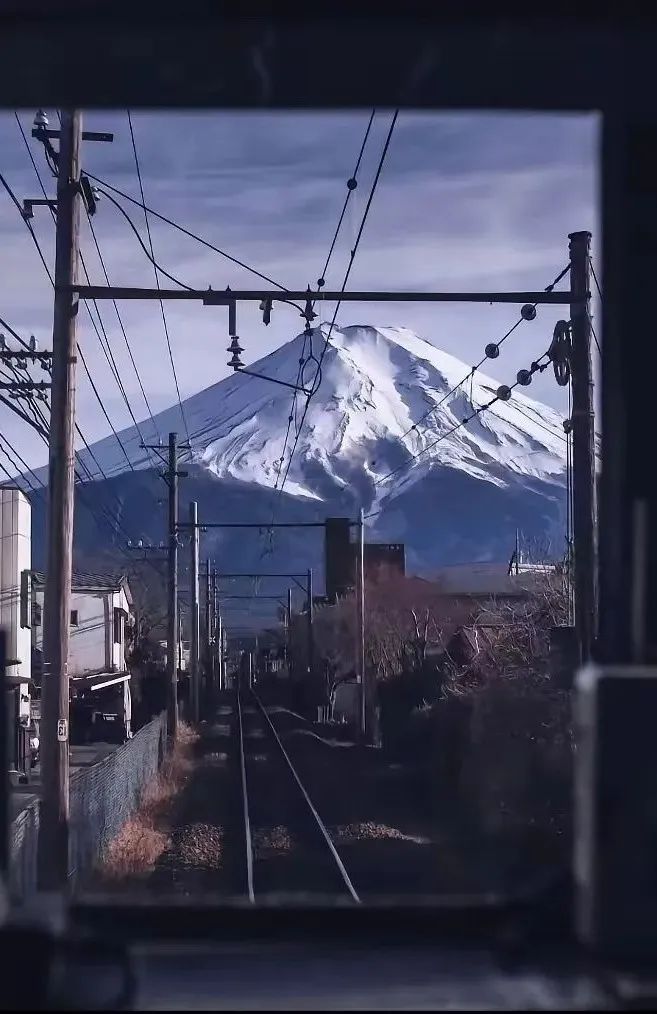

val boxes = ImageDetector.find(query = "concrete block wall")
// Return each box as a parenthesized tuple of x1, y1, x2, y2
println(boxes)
(8, 711, 167, 899)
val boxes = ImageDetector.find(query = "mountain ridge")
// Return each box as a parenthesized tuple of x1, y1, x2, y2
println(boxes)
(28, 324, 569, 579)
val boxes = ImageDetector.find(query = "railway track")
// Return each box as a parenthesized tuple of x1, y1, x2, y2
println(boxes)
(236, 683, 360, 904)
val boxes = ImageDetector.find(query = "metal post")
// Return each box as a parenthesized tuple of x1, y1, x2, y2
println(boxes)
(569, 230, 597, 663)
(357, 508, 367, 741)
(166, 433, 179, 738)
(204, 558, 211, 699)
(287, 587, 292, 674)
(307, 568, 314, 682)
(190, 501, 200, 723)
(217, 612, 223, 691)
(38, 110, 82, 890)
(211, 564, 217, 692)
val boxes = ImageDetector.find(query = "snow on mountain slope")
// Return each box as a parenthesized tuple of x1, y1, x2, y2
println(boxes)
(78, 324, 567, 511)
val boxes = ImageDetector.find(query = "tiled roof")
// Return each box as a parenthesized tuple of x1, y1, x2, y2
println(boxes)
(32, 567, 129, 590)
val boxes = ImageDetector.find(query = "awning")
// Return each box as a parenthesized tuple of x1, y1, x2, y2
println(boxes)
(72, 671, 131, 693)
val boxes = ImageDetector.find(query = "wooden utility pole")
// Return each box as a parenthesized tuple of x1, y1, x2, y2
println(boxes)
(38, 110, 82, 891)
(569, 231, 597, 662)
(166, 432, 180, 738)
(356, 508, 367, 741)
(190, 500, 200, 723)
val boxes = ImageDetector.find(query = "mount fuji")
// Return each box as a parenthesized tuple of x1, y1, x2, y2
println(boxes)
(31, 325, 569, 584)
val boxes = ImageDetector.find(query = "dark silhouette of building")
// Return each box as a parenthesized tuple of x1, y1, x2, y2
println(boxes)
(324, 517, 405, 602)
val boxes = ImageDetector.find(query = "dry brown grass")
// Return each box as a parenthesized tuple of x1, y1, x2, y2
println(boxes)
(99, 721, 199, 881)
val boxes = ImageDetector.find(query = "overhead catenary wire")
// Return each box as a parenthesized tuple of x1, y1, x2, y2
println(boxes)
(279, 109, 399, 495)
(396, 263, 572, 446)
(126, 110, 191, 445)
(372, 347, 556, 491)
(273, 110, 377, 497)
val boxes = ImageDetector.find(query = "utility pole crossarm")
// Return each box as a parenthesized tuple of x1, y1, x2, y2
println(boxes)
(71, 285, 576, 305)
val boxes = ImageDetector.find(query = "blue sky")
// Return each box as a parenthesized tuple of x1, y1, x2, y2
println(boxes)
(0, 109, 599, 472)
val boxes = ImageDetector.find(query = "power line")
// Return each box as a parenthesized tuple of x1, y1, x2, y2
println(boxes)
(0, 170, 54, 285)
(587, 311, 602, 357)
(373, 348, 555, 490)
(94, 185, 192, 291)
(76, 344, 134, 473)
(7, 130, 141, 473)
(85, 213, 161, 443)
(0, 433, 40, 494)
(588, 257, 602, 356)
(126, 110, 191, 444)
(315, 109, 377, 299)
(279, 109, 399, 494)
(84, 170, 288, 290)
(17, 112, 150, 457)
(396, 263, 571, 446)
(589, 257, 602, 301)
(274, 110, 377, 497)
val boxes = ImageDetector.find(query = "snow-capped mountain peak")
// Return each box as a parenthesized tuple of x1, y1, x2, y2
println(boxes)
(79, 323, 567, 516)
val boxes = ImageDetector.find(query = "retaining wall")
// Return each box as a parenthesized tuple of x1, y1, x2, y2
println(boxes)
(9, 711, 167, 898)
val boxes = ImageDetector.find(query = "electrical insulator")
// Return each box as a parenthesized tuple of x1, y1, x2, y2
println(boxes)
(303, 287, 317, 324)
(28, 335, 37, 352)
(521, 304, 537, 321)
(0, 334, 5, 351)
(563, 418, 573, 434)
(227, 336, 244, 370)
(497, 384, 512, 402)
(317, 277, 325, 289)
(516, 369, 532, 386)
(33, 108, 48, 129)
(259, 297, 272, 326)
(485, 343, 499, 359)
(347, 177, 357, 191)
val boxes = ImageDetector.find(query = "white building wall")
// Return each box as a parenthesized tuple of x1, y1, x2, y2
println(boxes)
(0, 486, 31, 718)
(34, 583, 131, 677)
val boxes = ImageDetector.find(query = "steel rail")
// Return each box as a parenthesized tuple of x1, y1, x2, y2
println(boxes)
(249, 687, 360, 904)
(236, 686, 255, 904)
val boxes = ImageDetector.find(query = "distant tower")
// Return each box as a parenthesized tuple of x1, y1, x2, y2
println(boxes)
(324, 518, 353, 602)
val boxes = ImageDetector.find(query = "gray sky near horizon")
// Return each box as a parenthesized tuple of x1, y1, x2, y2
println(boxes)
(0, 109, 600, 475)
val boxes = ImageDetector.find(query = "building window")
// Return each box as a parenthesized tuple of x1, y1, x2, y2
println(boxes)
(20, 570, 32, 629)
(70, 609, 79, 627)
(33, 602, 42, 627)
(113, 607, 123, 645)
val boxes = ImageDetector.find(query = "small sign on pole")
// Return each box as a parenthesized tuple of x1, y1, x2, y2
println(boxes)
(56, 718, 68, 742)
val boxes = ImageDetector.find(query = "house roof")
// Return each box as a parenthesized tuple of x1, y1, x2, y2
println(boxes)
(32, 568, 133, 604)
